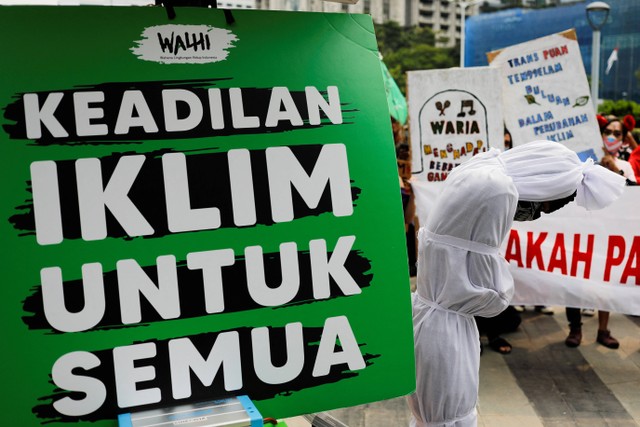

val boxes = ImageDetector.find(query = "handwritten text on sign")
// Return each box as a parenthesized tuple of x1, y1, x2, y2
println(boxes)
(408, 67, 503, 182)
(488, 30, 600, 157)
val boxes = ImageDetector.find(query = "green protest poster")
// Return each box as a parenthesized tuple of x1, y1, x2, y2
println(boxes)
(0, 6, 415, 426)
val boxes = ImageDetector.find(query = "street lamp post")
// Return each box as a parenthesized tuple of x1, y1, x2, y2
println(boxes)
(586, 1, 610, 109)
(458, 0, 478, 68)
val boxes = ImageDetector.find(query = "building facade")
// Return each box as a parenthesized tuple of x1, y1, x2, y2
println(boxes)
(217, 0, 256, 9)
(259, 1, 482, 48)
(416, 0, 480, 48)
(259, 0, 418, 27)
(466, 0, 640, 102)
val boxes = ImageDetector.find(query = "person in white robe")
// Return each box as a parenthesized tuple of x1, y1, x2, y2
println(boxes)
(407, 140, 626, 427)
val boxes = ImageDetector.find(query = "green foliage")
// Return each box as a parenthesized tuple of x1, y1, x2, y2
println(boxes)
(598, 99, 640, 119)
(375, 21, 436, 55)
(375, 22, 457, 95)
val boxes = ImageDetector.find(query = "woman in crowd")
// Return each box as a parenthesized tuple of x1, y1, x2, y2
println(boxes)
(564, 114, 638, 350)
(598, 114, 638, 183)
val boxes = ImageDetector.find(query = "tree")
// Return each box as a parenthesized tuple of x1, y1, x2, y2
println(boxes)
(598, 99, 640, 120)
(376, 22, 436, 55)
(375, 23, 457, 95)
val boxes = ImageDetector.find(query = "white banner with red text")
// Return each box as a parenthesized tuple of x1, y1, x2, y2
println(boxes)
(412, 184, 640, 315)
(503, 186, 640, 314)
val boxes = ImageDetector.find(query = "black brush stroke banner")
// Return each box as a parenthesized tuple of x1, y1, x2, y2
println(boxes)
(2, 79, 356, 146)
(22, 249, 373, 333)
(9, 144, 362, 240)
(32, 325, 380, 424)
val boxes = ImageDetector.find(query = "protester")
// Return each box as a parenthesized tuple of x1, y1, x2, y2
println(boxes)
(597, 114, 637, 183)
(564, 115, 640, 350)
(480, 128, 535, 354)
(565, 308, 619, 349)
(614, 117, 640, 182)
(630, 135, 640, 182)
(394, 116, 418, 278)
(513, 305, 554, 315)
(476, 305, 521, 354)
(608, 114, 636, 162)
(407, 140, 626, 427)
(503, 128, 512, 150)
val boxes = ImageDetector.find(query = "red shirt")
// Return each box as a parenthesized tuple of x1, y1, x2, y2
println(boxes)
(630, 145, 640, 182)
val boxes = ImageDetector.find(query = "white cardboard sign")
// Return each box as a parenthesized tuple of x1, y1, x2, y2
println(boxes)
(488, 29, 602, 160)
(408, 67, 504, 183)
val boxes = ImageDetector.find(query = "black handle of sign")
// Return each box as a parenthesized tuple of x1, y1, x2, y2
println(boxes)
(223, 9, 236, 25)
(155, 0, 235, 25)
(210, 1, 236, 25)
(162, 0, 176, 20)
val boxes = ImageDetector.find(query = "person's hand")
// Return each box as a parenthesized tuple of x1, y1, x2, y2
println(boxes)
(623, 115, 638, 149)
(600, 153, 620, 173)
(624, 131, 638, 150)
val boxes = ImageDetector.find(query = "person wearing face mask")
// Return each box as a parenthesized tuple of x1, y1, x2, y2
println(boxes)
(407, 140, 625, 427)
(606, 114, 640, 183)
(598, 114, 637, 184)
(562, 115, 637, 350)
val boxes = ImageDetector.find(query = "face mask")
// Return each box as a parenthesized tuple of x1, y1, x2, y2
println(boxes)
(603, 135, 622, 153)
(513, 201, 543, 221)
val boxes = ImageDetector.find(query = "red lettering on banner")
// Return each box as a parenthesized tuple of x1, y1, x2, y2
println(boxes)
(621, 236, 640, 285)
(547, 233, 567, 274)
(504, 229, 523, 267)
(526, 232, 547, 270)
(507, 231, 634, 283)
(604, 236, 626, 281)
(570, 234, 594, 279)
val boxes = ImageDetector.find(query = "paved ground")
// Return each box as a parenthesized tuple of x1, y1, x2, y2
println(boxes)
(285, 301, 640, 427)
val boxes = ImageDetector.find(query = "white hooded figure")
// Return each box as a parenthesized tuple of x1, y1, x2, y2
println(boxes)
(407, 140, 626, 427)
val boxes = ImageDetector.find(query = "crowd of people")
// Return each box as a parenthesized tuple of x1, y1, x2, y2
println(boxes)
(480, 114, 639, 353)
(393, 112, 637, 427)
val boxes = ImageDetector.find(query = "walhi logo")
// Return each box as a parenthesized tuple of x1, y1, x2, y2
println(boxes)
(131, 24, 238, 64)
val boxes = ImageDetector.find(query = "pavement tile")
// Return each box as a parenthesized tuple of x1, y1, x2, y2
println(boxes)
(284, 309, 640, 426)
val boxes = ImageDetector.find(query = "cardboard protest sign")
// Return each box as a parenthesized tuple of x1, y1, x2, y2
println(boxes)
(408, 67, 504, 183)
(488, 29, 602, 160)
(502, 187, 640, 315)
(0, 7, 414, 426)
(407, 67, 503, 222)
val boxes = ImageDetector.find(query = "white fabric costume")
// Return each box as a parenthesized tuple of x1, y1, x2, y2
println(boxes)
(408, 140, 626, 427)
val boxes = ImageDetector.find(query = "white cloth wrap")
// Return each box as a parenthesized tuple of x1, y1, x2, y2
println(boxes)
(409, 164, 517, 427)
(410, 140, 625, 426)
(577, 158, 628, 208)
(451, 140, 625, 209)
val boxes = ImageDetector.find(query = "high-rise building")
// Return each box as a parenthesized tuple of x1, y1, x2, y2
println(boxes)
(258, 1, 485, 48)
(417, 0, 480, 48)
(466, 0, 640, 102)
(217, 0, 257, 9)
(259, 0, 418, 27)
